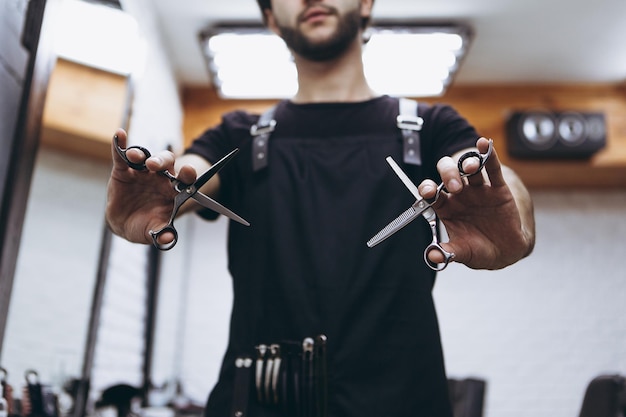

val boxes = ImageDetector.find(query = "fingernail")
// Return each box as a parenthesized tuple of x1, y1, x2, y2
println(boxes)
(448, 179, 462, 192)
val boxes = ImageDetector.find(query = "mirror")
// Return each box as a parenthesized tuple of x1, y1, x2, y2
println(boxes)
(0, 1, 157, 416)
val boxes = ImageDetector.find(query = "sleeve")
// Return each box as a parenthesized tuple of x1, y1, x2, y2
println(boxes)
(423, 103, 480, 160)
(185, 110, 253, 164)
(416, 103, 480, 183)
(184, 110, 259, 221)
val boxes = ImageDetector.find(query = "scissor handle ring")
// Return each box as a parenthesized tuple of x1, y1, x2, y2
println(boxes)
(457, 150, 485, 177)
(457, 139, 494, 177)
(114, 134, 152, 171)
(150, 225, 179, 251)
(24, 369, 39, 384)
(424, 243, 455, 271)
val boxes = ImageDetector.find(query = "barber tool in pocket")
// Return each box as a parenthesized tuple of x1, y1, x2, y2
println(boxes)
(0, 367, 16, 417)
(21, 370, 58, 417)
(251, 335, 328, 417)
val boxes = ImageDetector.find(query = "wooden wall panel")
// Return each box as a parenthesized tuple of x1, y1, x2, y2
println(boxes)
(41, 58, 128, 161)
(43, 62, 626, 189)
(436, 84, 626, 188)
(182, 87, 278, 145)
(182, 84, 626, 189)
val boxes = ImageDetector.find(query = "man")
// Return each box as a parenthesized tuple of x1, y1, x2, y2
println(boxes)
(106, 0, 535, 415)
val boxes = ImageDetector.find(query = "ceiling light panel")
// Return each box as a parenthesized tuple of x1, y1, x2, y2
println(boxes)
(200, 23, 472, 99)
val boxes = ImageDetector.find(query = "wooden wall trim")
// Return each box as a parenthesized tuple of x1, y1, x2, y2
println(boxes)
(182, 84, 626, 189)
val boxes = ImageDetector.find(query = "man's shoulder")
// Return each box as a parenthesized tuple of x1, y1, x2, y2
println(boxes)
(220, 108, 262, 130)
(418, 101, 463, 122)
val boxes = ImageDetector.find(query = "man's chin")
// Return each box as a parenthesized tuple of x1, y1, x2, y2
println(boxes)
(296, 45, 347, 62)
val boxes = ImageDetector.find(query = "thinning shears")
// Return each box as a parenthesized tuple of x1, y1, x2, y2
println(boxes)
(367, 140, 493, 271)
(114, 135, 250, 250)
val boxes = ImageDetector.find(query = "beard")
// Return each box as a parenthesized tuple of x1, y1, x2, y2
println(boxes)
(277, 7, 362, 62)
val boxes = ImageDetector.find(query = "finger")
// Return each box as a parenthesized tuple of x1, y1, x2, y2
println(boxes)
(151, 229, 176, 246)
(426, 248, 445, 264)
(418, 179, 439, 200)
(476, 136, 492, 152)
(463, 155, 485, 186)
(111, 128, 128, 166)
(418, 179, 449, 208)
(177, 164, 198, 185)
(436, 239, 472, 266)
(112, 128, 150, 168)
(145, 150, 176, 173)
(125, 147, 150, 166)
(437, 156, 463, 194)
(479, 138, 507, 188)
(425, 243, 456, 265)
(461, 137, 493, 186)
(113, 128, 127, 147)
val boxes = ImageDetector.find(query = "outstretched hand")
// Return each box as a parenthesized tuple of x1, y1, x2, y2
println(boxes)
(105, 128, 197, 246)
(419, 137, 535, 270)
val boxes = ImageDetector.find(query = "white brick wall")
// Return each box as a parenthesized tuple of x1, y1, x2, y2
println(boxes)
(2, 148, 111, 392)
(90, 237, 149, 397)
(435, 191, 626, 417)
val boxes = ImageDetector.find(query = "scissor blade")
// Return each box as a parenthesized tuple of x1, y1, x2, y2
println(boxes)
(194, 148, 240, 189)
(367, 205, 421, 248)
(386, 156, 421, 200)
(192, 191, 250, 226)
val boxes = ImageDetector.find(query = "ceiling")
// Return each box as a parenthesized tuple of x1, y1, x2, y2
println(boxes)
(149, 0, 626, 89)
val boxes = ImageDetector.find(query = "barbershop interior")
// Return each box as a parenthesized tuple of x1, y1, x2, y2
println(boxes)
(2, 0, 625, 417)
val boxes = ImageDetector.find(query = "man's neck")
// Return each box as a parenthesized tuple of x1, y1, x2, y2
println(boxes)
(290, 41, 378, 103)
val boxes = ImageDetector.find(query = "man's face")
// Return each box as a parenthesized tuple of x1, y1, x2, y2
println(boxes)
(266, 0, 367, 61)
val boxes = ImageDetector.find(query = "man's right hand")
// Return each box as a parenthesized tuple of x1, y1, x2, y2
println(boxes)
(105, 128, 197, 246)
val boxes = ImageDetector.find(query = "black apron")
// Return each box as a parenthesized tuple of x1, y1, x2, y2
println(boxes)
(203, 97, 454, 417)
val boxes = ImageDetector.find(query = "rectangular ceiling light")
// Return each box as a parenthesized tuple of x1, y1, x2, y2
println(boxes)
(54, 0, 145, 76)
(200, 23, 472, 99)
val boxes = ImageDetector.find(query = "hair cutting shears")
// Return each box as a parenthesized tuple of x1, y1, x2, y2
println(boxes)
(367, 140, 493, 271)
(114, 135, 250, 251)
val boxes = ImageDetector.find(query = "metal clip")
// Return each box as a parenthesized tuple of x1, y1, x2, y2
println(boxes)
(250, 120, 277, 137)
(269, 344, 281, 405)
(396, 114, 424, 131)
(264, 348, 275, 404)
(255, 344, 268, 403)
(251, 119, 276, 171)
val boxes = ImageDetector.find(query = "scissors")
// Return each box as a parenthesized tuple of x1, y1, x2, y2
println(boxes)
(114, 135, 250, 250)
(367, 140, 493, 271)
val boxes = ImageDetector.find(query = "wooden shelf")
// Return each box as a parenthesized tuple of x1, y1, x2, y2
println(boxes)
(41, 58, 128, 162)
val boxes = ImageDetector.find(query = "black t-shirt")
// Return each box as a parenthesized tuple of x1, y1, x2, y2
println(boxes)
(186, 95, 478, 417)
